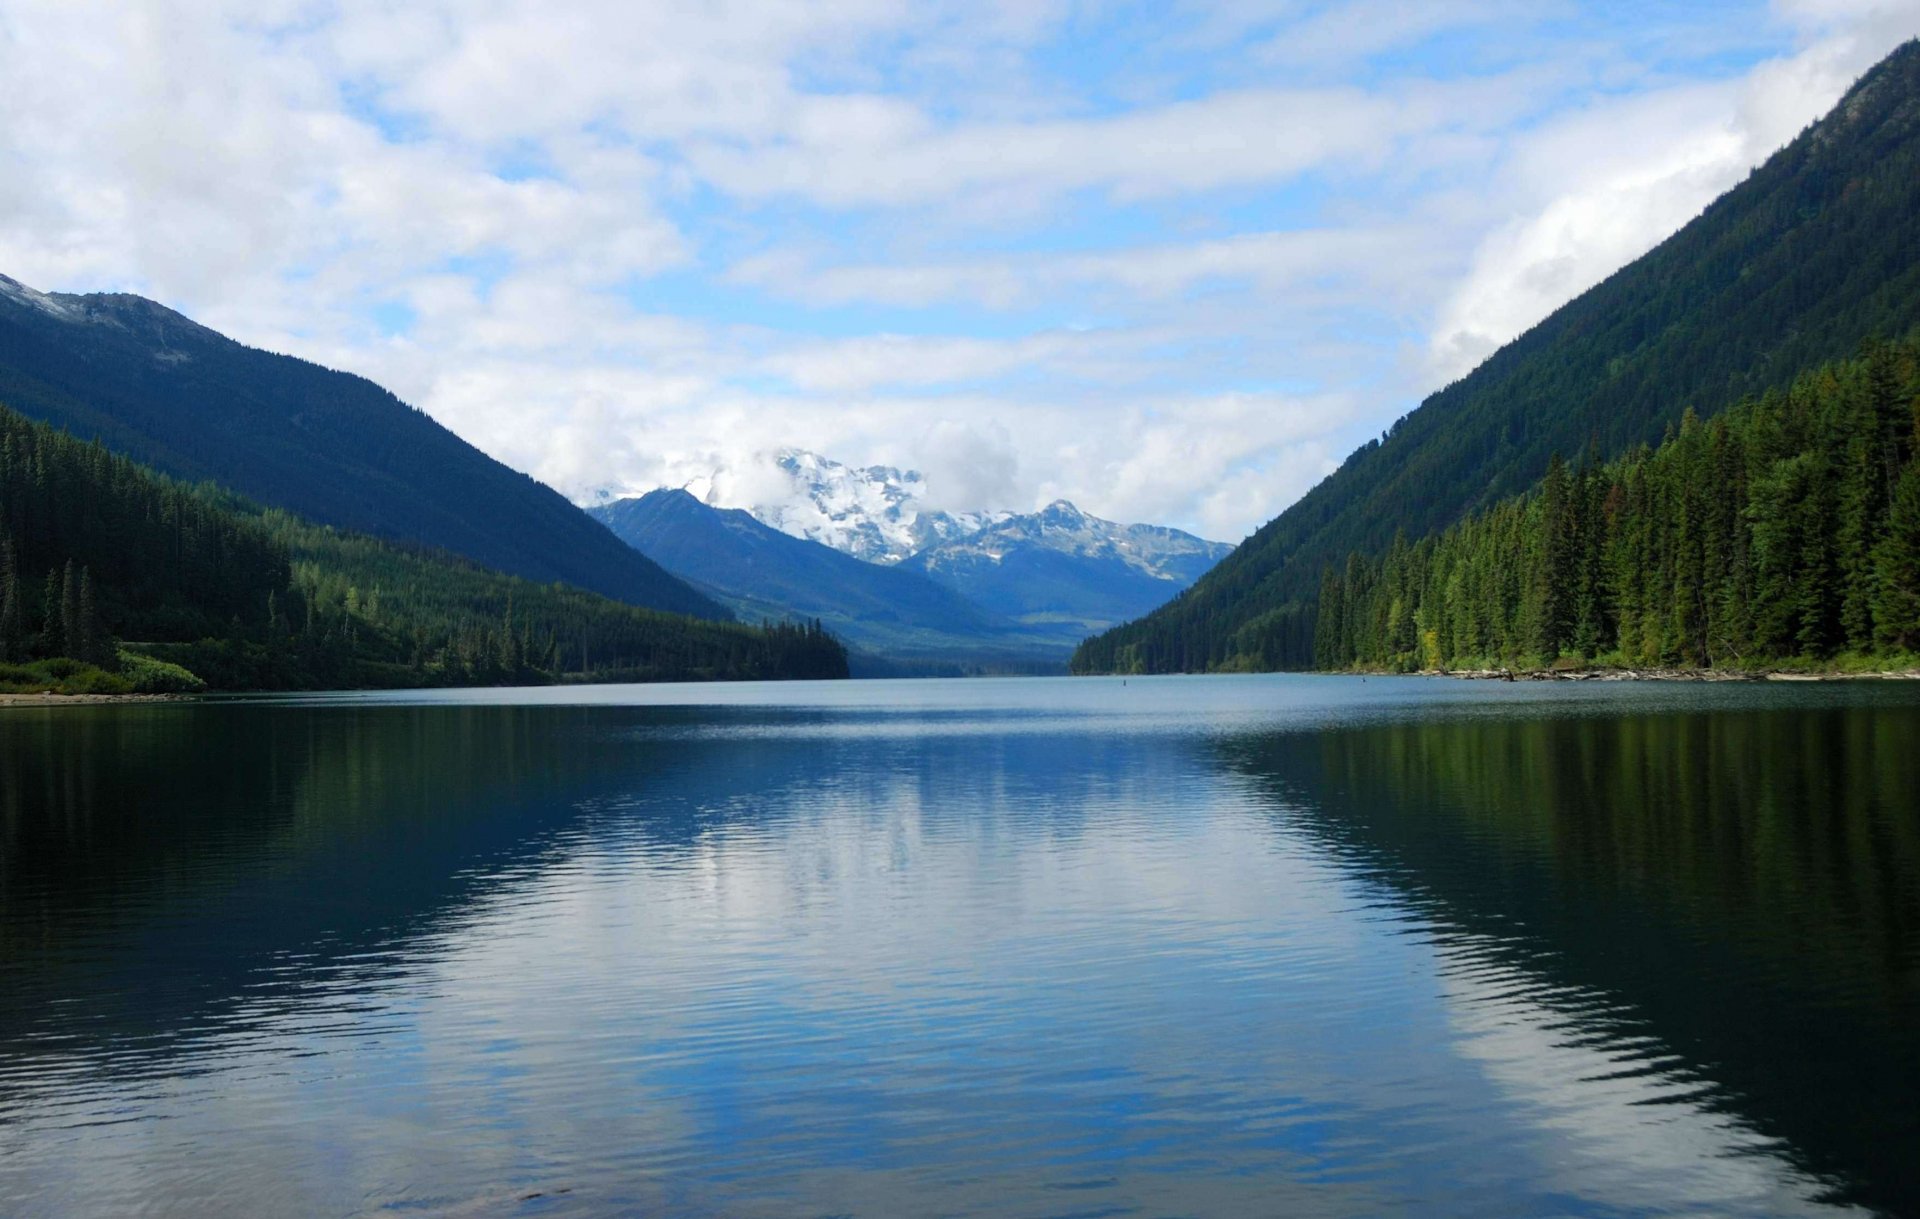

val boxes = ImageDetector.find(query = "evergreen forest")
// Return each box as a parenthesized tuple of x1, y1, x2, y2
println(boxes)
(0, 276, 721, 619)
(1075, 39, 1920, 675)
(0, 402, 847, 693)
(1308, 341, 1920, 673)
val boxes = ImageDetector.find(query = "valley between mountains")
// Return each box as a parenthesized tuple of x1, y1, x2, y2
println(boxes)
(590, 453, 1232, 674)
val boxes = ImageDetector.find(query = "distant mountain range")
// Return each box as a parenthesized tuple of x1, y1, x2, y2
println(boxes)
(903, 500, 1233, 636)
(692, 449, 1007, 565)
(590, 489, 1069, 671)
(602, 456, 1234, 668)
(1079, 37, 1920, 674)
(0, 266, 1234, 671)
(0, 274, 723, 619)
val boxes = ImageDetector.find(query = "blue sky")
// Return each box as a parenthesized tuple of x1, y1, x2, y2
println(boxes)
(1, 0, 1916, 538)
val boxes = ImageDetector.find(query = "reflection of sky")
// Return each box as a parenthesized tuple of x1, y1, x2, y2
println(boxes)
(2, 679, 1900, 1216)
(1432, 944, 1855, 1217)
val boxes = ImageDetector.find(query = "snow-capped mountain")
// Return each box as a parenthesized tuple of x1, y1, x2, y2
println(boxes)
(912, 500, 1232, 584)
(590, 489, 1080, 669)
(676, 447, 1236, 640)
(903, 501, 1234, 634)
(701, 449, 1006, 565)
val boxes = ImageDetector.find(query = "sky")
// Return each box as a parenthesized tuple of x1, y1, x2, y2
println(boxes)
(1, 1, 1918, 542)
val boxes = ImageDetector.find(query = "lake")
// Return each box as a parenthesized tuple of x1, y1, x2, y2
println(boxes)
(1, 675, 1917, 1217)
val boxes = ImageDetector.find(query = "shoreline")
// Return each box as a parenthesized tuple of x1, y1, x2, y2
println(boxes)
(0, 691, 196, 709)
(1412, 667, 1920, 683)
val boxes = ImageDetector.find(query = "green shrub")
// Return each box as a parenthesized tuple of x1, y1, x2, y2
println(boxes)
(0, 658, 133, 695)
(117, 649, 209, 694)
(61, 668, 132, 695)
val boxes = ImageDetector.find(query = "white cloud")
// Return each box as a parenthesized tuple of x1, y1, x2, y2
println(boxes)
(730, 225, 1457, 312)
(0, 0, 1915, 544)
(1428, 8, 1920, 381)
(1258, 0, 1560, 69)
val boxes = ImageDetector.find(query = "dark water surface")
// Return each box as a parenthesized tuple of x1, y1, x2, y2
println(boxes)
(2, 676, 1917, 1217)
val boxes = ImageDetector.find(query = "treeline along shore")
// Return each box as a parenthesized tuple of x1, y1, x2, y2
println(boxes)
(1308, 341, 1920, 678)
(0, 402, 847, 696)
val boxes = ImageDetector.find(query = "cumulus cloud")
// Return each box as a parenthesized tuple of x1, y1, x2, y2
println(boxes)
(914, 420, 1023, 513)
(1257, 0, 1560, 70)
(729, 226, 1457, 312)
(1428, 3, 1920, 381)
(0, 0, 1914, 541)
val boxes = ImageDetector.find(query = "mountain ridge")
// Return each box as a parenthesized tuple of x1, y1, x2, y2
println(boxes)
(590, 488, 1079, 669)
(904, 499, 1233, 635)
(0, 273, 724, 620)
(694, 448, 1006, 565)
(1076, 38, 1920, 674)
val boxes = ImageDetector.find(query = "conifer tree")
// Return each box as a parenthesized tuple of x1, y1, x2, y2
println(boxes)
(40, 568, 62, 658)
(1874, 464, 1920, 651)
(75, 566, 102, 666)
(58, 560, 79, 660)
(1304, 341, 1918, 674)
(0, 540, 21, 662)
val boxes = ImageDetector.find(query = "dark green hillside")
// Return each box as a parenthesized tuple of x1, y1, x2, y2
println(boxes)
(1312, 342, 1920, 673)
(0, 275, 721, 619)
(264, 513, 846, 686)
(1077, 39, 1920, 674)
(0, 402, 845, 691)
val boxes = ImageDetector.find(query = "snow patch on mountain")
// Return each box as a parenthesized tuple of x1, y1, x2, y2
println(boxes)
(690, 448, 1007, 565)
(674, 447, 1234, 599)
(915, 499, 1233, 583)
(0, 273, 81, 322)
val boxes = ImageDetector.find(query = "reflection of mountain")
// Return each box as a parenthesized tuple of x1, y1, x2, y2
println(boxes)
(0, 702, 1138, 1074)
(4, 690, 1914, 1215)
(1215, 703, 1920, 1217)
(0, 704, 819, 1061)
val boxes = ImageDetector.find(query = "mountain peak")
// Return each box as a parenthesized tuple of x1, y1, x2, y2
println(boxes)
(0, 269, 725, 619)
(1810, 37, 1920, 153)
(1038, 500, 1089, 524)
(0, 273, 81, 322)
(719, 449, 1002, 564)
(0, 273, 224, 358)
(641, 486, 706, 511)
(1077, 37, 1920, 673)
(913, 501, 1230, 578)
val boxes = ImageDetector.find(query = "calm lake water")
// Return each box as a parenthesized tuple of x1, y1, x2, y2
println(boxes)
(2, 675, 1918, 1217)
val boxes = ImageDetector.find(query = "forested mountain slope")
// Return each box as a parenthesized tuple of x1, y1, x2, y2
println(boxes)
(0, 402, 846, 691)
(1310, 342, 1920, 674)
(592, 490, 1077, 665)
(1076, 39, 1920, 675)
(0, 274, 721, 619)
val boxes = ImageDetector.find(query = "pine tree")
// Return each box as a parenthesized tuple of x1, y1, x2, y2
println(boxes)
(1873, 464, 1920, 651)
(0, 540, 21, 662)
(74, 566, 102, 665)
(58, 561, 79, 660)
(1307, 343, 1918, 673)
(40, 568, 63, 658)
(1517, 455, 1570, 660)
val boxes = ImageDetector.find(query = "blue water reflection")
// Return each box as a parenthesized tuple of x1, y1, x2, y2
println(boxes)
(1, 676, 1915, 1216)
